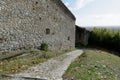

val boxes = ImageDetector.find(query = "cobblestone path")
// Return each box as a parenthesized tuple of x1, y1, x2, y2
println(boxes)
(5, 50, 83, 80)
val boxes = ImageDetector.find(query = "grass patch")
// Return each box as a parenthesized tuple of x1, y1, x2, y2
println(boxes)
(0, 49, 71, 79)
(63, 49, 120, 80)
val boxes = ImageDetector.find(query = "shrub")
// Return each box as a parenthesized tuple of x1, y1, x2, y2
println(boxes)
(89, 27, 120, 52)
(41, 43, 48, 51)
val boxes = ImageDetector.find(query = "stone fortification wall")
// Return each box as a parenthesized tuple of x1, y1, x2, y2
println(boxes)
(0, 0, 75, 53)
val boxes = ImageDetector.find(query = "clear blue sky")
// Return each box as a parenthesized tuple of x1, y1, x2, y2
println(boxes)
(62, 0, 120, 27)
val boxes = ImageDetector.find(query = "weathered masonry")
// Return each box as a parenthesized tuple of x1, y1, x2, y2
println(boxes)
(75, 25, 90, 46)
(0, 0, 76, 53)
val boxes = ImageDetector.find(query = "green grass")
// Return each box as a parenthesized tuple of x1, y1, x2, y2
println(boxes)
(0, 49, 71, 79)
(63, 49, 120, 80)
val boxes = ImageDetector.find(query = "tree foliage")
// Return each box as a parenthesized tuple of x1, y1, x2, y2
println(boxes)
(89, 28, 120, 52)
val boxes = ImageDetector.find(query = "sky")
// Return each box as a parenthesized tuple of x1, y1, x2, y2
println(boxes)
(62, 0, 120, 27)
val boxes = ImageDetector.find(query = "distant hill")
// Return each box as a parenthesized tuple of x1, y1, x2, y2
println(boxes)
(85, 26, 120, 31)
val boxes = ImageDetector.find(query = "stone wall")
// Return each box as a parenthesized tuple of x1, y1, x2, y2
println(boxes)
(75, 25, 90, 46)
(0, 0, 75, 53)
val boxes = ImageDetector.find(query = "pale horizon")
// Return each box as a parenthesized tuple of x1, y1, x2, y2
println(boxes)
(62, 0, 120, 27)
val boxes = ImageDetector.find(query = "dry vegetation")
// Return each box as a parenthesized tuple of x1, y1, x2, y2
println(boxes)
(0, 49, 71, 79)
(63, 49, 120, 80)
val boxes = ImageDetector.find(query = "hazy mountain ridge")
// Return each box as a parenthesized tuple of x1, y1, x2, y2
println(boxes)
(85, 26, 120, 31)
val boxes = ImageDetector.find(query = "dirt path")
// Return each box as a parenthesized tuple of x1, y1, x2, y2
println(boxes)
(6, 50, 83, 80)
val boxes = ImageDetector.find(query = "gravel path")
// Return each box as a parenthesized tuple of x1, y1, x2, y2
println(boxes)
(6, 50, 83, 80)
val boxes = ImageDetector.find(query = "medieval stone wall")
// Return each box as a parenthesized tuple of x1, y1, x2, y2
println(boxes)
(0, 0, 75, 53)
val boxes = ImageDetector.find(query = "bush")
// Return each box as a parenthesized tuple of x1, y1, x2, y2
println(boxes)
(41, 43, 48, 51)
